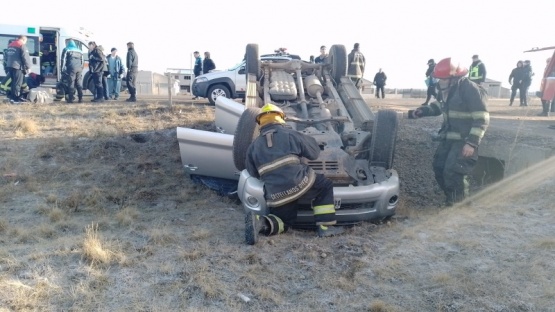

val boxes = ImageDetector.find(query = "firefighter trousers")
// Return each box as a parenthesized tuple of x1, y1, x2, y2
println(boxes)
(432, 140, 478, 205)
(266, 173, 336, 235)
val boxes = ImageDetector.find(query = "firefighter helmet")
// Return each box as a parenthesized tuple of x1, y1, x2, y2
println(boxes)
(432, 58, 468, 79)
(256, 103, 285, 123)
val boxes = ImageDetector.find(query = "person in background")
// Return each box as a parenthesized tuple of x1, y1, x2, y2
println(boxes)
(202, 51, 215, 74)
(192, 51, 202, 100)
(314, 45, 327, 64)
(468, 54, 486, 85)
(373, 68, 387, 98)
(106, 48, 125, 100)
(5, 35, 32, 103)
(422, 59, 437, 106)
(98, 45, 110, 100)
(88, 41, 106, 103)
(347, 43, 365, 90)
(508, 60, 525, 106)
(520, 60, 534, 107)
(61, 40, 84, 103)
(126, 42, 139, 102)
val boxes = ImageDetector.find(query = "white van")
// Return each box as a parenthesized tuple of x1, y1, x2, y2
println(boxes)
(0, 24, 94, 91)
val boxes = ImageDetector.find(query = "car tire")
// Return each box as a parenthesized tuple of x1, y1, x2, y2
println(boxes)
(207, 84, 231, 106)
(369, 110, 399, 169)
(245, 43, 260, 80)
(233, 107, 261, 171)
(327, 44, 347, 83)
(245, 211, 259, 245)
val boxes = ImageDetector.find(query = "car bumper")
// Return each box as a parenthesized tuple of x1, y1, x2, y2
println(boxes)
(238, 169, 400, 225)
(192, 80, 209, 97)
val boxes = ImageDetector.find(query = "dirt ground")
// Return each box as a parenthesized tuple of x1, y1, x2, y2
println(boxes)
(0, 94, 554, 311)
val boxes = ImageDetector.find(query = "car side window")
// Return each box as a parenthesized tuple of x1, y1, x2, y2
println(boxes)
(74, 40, 89, 61)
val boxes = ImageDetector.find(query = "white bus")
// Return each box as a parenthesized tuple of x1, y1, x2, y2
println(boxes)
(0, 24, 98, 93)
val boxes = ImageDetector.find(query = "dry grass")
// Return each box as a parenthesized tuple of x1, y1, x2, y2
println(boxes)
(13, 119, 38, 135)
(82, 223, 113, 265)
(1, 97, 554, 311)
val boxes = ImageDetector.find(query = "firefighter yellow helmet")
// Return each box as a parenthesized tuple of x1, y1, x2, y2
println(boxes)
(256, 103, 285, 124)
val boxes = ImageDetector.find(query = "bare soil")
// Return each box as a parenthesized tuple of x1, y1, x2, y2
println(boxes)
(0, 95, 554, 312)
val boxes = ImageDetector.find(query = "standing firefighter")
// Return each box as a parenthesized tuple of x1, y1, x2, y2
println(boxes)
(347, 43, 365, 90)
(245, 104, 344, 243)
(61, 40, 84, 103)
(5, 35, 32, 103)
(409, 58, 489, 206)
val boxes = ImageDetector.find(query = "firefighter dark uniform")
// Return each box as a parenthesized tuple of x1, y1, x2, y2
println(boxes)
(245, 104, 344, 237)
(88, 42, 106, 102)
(468, 55, 486, 84)
(61, 40, 84, 103)
(411, 58, 489, 206)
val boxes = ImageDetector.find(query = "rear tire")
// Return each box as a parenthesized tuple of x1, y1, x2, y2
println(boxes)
(245, 44, 260, 80)
(245, 211, 259, 245)
(233, 107, 261, 171)
(369, 110, 399, 169)
(327, 45, 347, 83)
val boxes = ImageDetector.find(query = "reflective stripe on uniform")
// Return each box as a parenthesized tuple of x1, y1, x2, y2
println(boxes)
(448, 110, 472, 119)
(266, 170, 316, 207)
(469, 127, 486, 138)
(313, 204, 336, 215)
(471, 111, 490, 122)
(446, 132, 462, 140)
(258, 155, 300, 176)
(268, 214, 285, 234)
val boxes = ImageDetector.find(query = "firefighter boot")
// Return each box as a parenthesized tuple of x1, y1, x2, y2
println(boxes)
(245, 213, 274, 245)
(317, 224, 345, 237)
(538, 100, 550, 116)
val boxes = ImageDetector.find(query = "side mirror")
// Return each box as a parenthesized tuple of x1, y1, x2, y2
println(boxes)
(238, 66, 245, 75)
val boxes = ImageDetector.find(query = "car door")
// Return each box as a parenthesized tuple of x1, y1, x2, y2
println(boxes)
(234, 62, 246, 95)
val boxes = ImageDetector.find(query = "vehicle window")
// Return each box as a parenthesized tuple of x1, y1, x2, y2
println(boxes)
(75, 40, 89, 61)
(228, 61, 245, 71)
(0, 35, 17, 53)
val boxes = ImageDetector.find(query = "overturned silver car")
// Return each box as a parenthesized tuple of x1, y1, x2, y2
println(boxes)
(177, 44, 400, 244)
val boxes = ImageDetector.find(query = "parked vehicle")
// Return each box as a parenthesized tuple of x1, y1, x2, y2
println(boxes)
(191, 49, 299, 105)
(524, 46, 555, 107)
(178, 44, 400, 245)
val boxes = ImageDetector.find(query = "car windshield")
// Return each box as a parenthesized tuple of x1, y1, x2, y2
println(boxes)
(228, 61, 245, 71)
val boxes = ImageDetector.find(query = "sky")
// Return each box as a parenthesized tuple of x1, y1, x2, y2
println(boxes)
(3, 0, 554, 91)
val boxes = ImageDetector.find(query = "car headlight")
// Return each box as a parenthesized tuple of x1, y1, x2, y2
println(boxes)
(195, 77, 208, 83)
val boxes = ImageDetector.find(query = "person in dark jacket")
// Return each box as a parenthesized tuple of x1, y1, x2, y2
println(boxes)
(245, 103, 345, 240)
(61, 40, 84, 103)
(98, 46, 110, 100)
(468, 54, 486, 85)
(314, 45, 327, 64)
(373, 68, 387, 98)
(5, 35, 32, 103)
(88, 41, 106, 102)
(202, 51, 215, 74)
(508, 60, 525, 106)
(520, 60, 534, 107)
(347, 43, 365, 90)
(409, 58, 489, 206)
(125, 42, 139, 102)
(422, 59, 438, 105)
(193, 51, 202, 77)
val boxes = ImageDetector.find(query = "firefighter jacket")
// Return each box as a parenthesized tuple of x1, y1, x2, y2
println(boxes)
(88, 47, 106, 74)
(469, 60, 486, 83)
(61, 41, 83, 73)
(246, 123, 320, 207)
(419, 77, 489, 148)
(347, 49, 365, 79)
(6, 40, 32, 71)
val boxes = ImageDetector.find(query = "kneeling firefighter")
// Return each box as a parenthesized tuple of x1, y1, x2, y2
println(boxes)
(245, 103, 345, 239)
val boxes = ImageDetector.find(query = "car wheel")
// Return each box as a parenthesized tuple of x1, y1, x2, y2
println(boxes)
(245, 43, 260, 80)
(327, 44, 347, 83)
(233, 107, 261, 171)
(245, 211, 259, 245)
(369, 110, 399, 169)
(207, 84, 231, 105)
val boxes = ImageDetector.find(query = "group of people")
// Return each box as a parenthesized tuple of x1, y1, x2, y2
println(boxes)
(191, 51, 216, 100)
(61, 41, 139, 103)
(508, 60, 534, 107)
(1, 34, 140, 103)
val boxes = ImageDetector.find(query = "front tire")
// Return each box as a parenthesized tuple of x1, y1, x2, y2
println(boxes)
(245, 43, 260, 80)
(233, 107, 261, 171)
(207, 84, 231, 105)
(369, 110, 399, 169)
(327, 45, 347, 83)
(245, 211, 259, 245)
